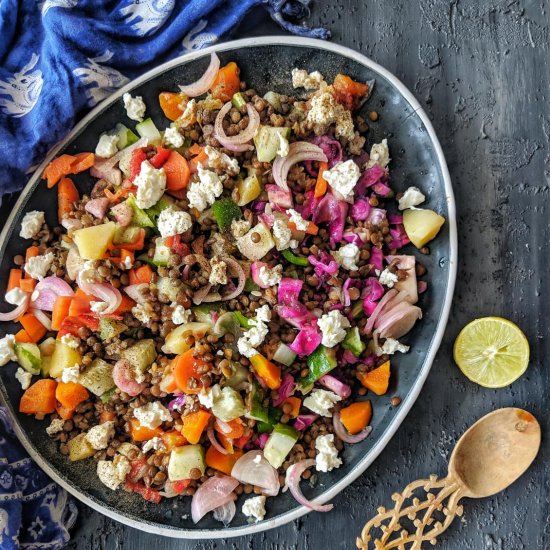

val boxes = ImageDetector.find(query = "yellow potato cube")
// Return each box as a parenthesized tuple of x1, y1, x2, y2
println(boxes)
(73, 222, 116, 260)
(403, 208, 445, 249)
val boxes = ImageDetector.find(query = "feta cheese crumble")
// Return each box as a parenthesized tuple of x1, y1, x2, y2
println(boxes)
(97, 455, 131, 490)
(317, 310, 350, 348)
(164, 126, 184, 148)
(186, 165, 224, 212)
(322, 160, 361, 202)
(276, 132, 290, 157)
(123, 93, 146, 122)
(134, 160, 167, 209)
(86, 421, 115, 450)
(333, 243, 360, 271)
(15, 368, 32, 390)
(61, 364, 80, 384)
(242, 495, 267, 522)
(20, 210, 44, 239)
(257, 264, 282, 287)
(377, 338, 410, 356)
(378, 268, 399, 288)
(179, 98, 196, 127)
(315, 434, 342, 472)
(306, 92, 355, 141)
(291, 68, 326, 90)
(171, 304, 191, 325)
(24, 252, 54, 281)
(79, 260, 97, 284)
(197, 384, 220, 409)
(141, 436, 165, 453)
(131, 304, 152, 324)
(231, 219, 251, 239)
(287, 209, 309, 231)
(90, 301, 108, 314)
(5, 287, 28, 306)
(95, 134, 119, 158)
(46, 418, 65, 436)
(237, 305, 271, 358)
(272, 218, 293, 250)
(157, 206, 193, 238)
(204, 145, 240, 175)
(209, 256, 228, 285)
(0, 335, 16, 366)
(133, 401, 171, 430)
(61, 334, 80, 349)
(303, 389, 342, 417)
(366, 139, 390, 168)
(398, 186, 426, 210)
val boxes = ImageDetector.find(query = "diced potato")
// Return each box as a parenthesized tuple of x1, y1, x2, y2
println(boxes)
(39, 337, 57, 357)
(49, 342, 82, 379)
(73, 222, 116, 260)
(168, 445, 205, 481)
(162, 322, 212, 355)
(68, 433, 96, 461)
(235, 174, 261, 206)
(237, 223, 275, 261)
(403, 208, 445, 249)
(79, 358, 115, 396)
(120, 339, 157, 371)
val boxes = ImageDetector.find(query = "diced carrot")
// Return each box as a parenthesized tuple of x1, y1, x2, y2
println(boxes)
(69, 152, 95, 174)
(43, 155, 76, 188)
(357, 360, 390, 396)
(15, 329, 32, 343)
(104, 186, 133, 203)
(282, 396, 301, 419)
(19, 278, 37, 293)
(114, 294, 135, 315)
(210, 62, 241, 102)
(314, 161, 329, 198)
(163, 151, 190, 191)
(129, 417, 163, 442)
(172, 349, 211, 395)
(58, 177, 79, 223)
(7, 269, 22, 292)
(52, 296, 73, 331)
(68, 294, 93, 317)
(332, 74, 370, 111)
(214, 418, 244, 440)
(188, 144, 208, 172)
(159, 372, 178, 394)
(56, 404, 74, 420)
(288, 220, 319, 235)
(188, 143, 203, 156)
(181, 409, 211, 445)
(19, 379, 57, 415)
(119, 249, 134, 266)
(55, 382, 90, 410)
(206, 446, 243, 476)
(161, 430, 187, 451)
(249, 354, 281, 390)
(339, 400, 372, 434)
(20, 313, 47, 343)
(128, 265, 153, 285)
(159, 92, 185, 121)
(100, 410, 116, 424)
(216, 432, 234, 453)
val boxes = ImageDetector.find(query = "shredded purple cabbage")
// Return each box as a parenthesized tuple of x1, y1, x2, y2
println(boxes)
(342, 278, 354, 307)
(250, 200, 267, 213)
(311, 135, 343, 167)
(342, 349, 360, 365)
(366, 207, 387, 226)
(273, 373, 295, 407)
(369, 247, 384, 272)
(289, 323, 322, 357)
(266, 184, 293, 209)
(313, 192, 348, 247)
(363, 277, 385, 315)
(294, 414, 318, 430)
(388, 212, 403, 225)
(350, 198, 371, 221)
(278, 278, 303, 306)
(308, 251, 339, 279)
(318, 374, 351, 398)
(257, 433, 269, 449)
(355, 164, 387, 195)
(372, 181, 393, 197)
(388, 225, 410, 249)
(299, 190, 319, 219)
(168, 394, 187, 412)
(343, 231, 366, 246)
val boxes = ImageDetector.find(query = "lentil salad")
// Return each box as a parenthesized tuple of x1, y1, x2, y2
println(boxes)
(0, 53, 446, 525)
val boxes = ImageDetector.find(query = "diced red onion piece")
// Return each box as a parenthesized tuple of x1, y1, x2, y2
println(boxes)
(179, 53, 220, 97)
(294, 414, 317, 430)
(31, 277, 74, 312)
(99, 137, 148, 171)
(207, 426, 228, 455)
(0, 294, 29, 322)
(318, 374, 351, 399)
(215, 418, 232, 434)
(112, 359, 145, 396)
(375, 302, 422, 340)
(78, 278, 122, 315)
(61, 218, 83, 233)
(85, 197, 110, 220)
(110, 202, 133, 227)
(333, 411, 373, 444)
(30, 308, 52, 331)
(123, 284, 147, 304)
(212, 499, 236, 525)
(386, 255, 418, 304)
(365, 289, 398, 334)
(191, 474, 238, 524)
(205, 257, 245, 302)
(272, 142, 328, 190)
(231, 450, 280, 497)
(285, 459, 333, 512)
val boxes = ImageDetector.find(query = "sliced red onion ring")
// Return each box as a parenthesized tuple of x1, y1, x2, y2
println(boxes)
(333, 411, 373, 444)
(179, 52, 220, 97)
(365, 288, 398, 334)
(386, 255, 418, 304)
(207, 425, 228, 455)
(212, 499, 236, 525)
(191, 474, 238, 524)
(231, 450, 280, 497)
(193, 283, 213, 305)
(112, 359, 145, 396)
(123, 284, 148, 304)
(375, 302, 422, 340)
(167, 394, 186, 412)
(30, 308, 52, 331)
(78, 278, 122, 315)
(202, 257, 246, 303)
(272, 142, 328, 190)
(31, 276, 74, 311)
(213, 102, 260, 151)
(0, 294, 29, 322)
(285, 459, 333, 512)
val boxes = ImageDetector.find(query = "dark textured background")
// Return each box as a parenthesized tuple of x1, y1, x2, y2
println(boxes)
(3, 1, 549, 548)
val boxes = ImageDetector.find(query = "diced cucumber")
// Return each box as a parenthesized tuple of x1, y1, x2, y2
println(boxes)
(152, 237, 171, 266)
(263, 91, 282, 112)
(145, 194, 174, 222)
(156, 277, 182, 302)
(126, 195, 155, 228)
(272, 343, 296, 367)
(168, 445, 205, 481)
(121, 340, 157, 372)
(245, 383, 269, 423)
(233, 311, 251, 329)
(100, 387, 117, 404)
(211, 386, 246, 422)
(213, 312, 241, 337)
(113, 225, 142, 245)
(38, 337, 56, 357)
(225, 363, 249, 390)
(299, 345, 337, 387)
(256, 407, 282, 434)
(99, 318, 127, 341)
(135, 117, 161, 142)
(211, 199, 242, 232)
(79, 358, 115, 396)
(14, 343, 41, 375)
(192, 303, 224, 324)
(243, 278, 260, 292)
(232, 92, 247, 109)
(342, 326, 366, 357)
(253, 126, 291, 163)
(115, 123, 139, 149)
(263, 423, 300, 468)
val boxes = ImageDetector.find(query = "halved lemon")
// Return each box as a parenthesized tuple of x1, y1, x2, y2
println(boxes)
(453, 317, 530, 388)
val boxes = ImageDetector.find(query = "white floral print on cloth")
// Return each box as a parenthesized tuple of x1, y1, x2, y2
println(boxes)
(0, 407, 77, 550)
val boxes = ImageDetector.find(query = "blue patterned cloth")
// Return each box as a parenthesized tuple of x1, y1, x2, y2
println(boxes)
(0, 407, 77, 550)
(0, 0, 328, 198)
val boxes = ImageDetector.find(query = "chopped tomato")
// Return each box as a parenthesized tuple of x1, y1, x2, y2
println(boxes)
(166, 234, 190, 257)
(332, 74, 370, 111)
(127, 457, 148, 483)
(124, 481, 162, 504)
(129, 148, 147, 182)
(149, 147, 172, 169)
(57, 315, 99, 339)
(159, 92, 185, 121)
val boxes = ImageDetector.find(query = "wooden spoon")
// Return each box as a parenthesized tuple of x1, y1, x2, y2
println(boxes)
(357, 408, 541, 549)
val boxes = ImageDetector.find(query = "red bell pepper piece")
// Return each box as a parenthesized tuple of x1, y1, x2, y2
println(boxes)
(129, 148, 147, 182)
(149, 147, 172, 169)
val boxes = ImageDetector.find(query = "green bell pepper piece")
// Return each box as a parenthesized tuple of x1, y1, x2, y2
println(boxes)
(342, 326, 366, 357)
(281, 249, 309, 267)
(233, 311, 251, 329)
(299, 345, 337, 387)
(211, 198, 242, 232)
